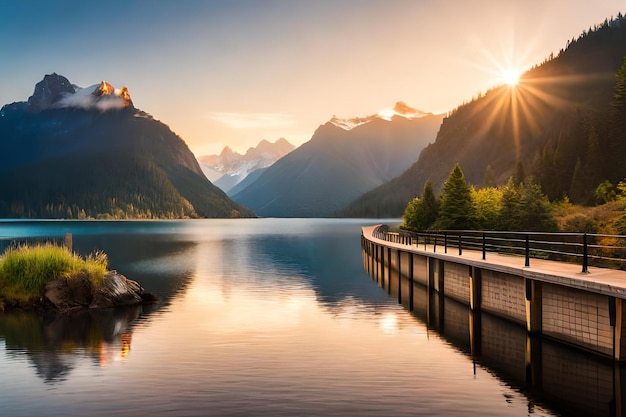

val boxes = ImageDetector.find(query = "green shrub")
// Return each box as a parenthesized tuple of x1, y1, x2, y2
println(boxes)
(560, 214, 600, 233)
(0, 243, 108, 304)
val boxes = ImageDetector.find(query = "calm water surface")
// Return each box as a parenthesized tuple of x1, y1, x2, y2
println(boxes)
(0, 219, 572, 416)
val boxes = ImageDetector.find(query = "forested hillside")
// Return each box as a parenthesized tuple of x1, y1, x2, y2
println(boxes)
(341, 14, 626, 217)
(0, 75, 254, 219)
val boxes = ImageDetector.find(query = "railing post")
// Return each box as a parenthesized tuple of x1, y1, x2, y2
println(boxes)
(582, 233, 589, 273)
(434, 234, 437, 253)
(444, 232, 448, 254)
(458, 234, 462, 256)
(525, 234, 530, 267)
(482, 232, 486, 260)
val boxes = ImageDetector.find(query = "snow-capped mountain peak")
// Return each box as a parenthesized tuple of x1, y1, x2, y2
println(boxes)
(198, 138, 295, 192)
(330, 101, 430, 130)
(329, 115, 377, 130)
(27, 73, 133, 111)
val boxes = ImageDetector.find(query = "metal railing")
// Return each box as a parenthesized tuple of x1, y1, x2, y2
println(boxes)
(372, 226, 626, 273)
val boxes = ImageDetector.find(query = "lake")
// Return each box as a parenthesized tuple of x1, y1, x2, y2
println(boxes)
(0, 219, 610, 416)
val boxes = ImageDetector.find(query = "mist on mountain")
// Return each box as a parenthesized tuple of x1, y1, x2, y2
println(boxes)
(0, 74, 254, 219)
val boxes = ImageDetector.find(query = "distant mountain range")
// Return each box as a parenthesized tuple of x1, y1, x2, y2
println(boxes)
(341, 14, 626, 217)
(4, 15, 623, 221)
(230, 104, 445, 217)
(198, 138, 294, 194)
(0, 73, 254, 219)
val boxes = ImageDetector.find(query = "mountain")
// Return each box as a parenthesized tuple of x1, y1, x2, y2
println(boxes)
(0, 73, 254, 219)
(198, 138, 294, 194)
(341, 14, 626, 217)
(230, 105, 445, 217)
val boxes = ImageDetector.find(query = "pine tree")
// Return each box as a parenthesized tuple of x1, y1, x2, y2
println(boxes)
(472, 187, 502, 230)
(400, 180, 439, 231)
(422, 181, 439, 227)
(483, 165, 496, 188)
(518, 180, 558, 232)
(498, 177, 557, 231)
(435, 163, 476, 230)
(402, 197, 423, 231)
(499, 177, 522, 230)
(512, 161, 525, 185)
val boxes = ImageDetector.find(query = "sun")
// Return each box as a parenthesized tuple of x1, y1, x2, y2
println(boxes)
(502, 69, 521, 86)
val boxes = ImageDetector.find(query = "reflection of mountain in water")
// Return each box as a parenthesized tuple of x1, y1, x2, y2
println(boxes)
(239, 233, 390, 310)
(0, 221, 197, 310)
(0, 229, 199, 385)
(0, 219, 391, 384)
(73, 234, 195, 306)
(0, 307, 140, 383)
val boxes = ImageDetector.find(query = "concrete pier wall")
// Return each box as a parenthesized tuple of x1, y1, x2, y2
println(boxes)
(361, 226, 626, 361)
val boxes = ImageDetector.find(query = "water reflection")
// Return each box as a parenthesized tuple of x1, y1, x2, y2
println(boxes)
(366, 251, 625, 417)
(0, 219, 564, 417)
(0, 220, 392, 384)
(0, 306, 142, 383)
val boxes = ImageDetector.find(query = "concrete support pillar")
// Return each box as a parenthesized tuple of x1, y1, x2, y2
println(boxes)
(470, 266, 481, 312)
(610, 297, 625, 361)
(365, 239, 369, 273)
(429, 258, 444, 293)
(371, 242, 375, 278)
(408, 253, 414, 311)
(361, 236, 366, 272)
(372, 244, 377, 282)
(378, 246, 385, 288)
(525, 279, 542, 334)
(427, 258, 444, 331)
(387, 247, 392, 295)
(397, 249, 402, 304)
(469, 266, 482, 358)
(426, 257, 433, 326)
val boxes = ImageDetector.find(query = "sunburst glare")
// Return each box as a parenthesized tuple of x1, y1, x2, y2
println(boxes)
(456, 33, 578, 161)
(502, 69, 521, 86)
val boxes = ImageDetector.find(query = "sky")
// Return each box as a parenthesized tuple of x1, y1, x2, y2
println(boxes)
(0, 0, 623, 156)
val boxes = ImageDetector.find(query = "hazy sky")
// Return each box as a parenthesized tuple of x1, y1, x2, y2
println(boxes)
(0, 0, 622, 156)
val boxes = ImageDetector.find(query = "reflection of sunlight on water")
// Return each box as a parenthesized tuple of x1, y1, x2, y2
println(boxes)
(98, 331, 132, 367)
(379, 312, 399, 335)
(175, 237, 319, 333)
(0, 220, 563, 416)
(187, 279, 316, 333)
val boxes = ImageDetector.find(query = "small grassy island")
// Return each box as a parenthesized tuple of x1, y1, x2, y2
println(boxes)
(0, 243, 155, 312)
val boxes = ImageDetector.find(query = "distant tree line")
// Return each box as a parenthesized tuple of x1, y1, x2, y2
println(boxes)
(401, 163, 613, 232)
(0, 152, 199, 219)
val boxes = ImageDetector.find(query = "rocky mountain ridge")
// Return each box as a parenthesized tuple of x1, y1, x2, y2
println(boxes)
(230, 108, 444, 217)
(198, 138, 294, 193)
(0, 73, 254, 219)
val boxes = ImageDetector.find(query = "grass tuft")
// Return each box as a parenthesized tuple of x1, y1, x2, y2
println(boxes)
(0, 243, 109, 304)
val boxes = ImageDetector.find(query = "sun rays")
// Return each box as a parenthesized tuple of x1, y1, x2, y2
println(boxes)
(502, 69, 521, 86)
(456, 33, 595, 163)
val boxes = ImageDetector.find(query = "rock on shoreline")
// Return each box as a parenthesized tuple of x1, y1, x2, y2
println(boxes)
(1, 271, 156, 313)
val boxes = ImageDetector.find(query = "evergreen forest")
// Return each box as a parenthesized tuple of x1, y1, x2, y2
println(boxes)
(342, 14, 626, 223)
